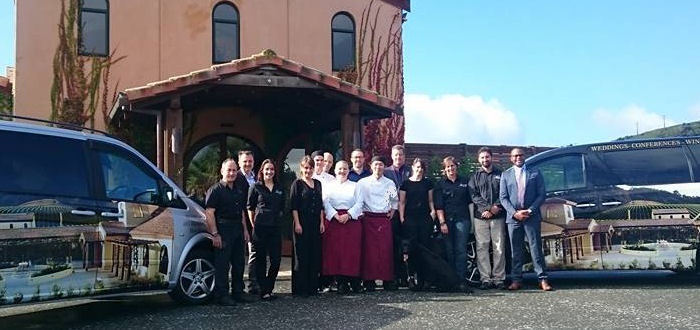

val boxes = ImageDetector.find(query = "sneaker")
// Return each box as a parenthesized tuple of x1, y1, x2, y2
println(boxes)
(479, 282, 491, 290)
(494, 282, 506, 290)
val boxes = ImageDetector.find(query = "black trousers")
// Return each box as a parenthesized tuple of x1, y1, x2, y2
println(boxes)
(214, 225, 246, 298)
(252, 225, 282, 295)
(292, 229, 321, 296)
(391, 213, 407, 283)
(402, 216, 432, 285)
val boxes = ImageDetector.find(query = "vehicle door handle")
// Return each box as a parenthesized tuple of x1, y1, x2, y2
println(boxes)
(71, 210, 96, 216)
(101, 211, 124, 218)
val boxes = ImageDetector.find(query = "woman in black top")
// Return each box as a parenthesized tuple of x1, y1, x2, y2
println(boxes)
(290, 155, 325, 297)
(247, 159, 285, 300)
(398, 158, 435, 290)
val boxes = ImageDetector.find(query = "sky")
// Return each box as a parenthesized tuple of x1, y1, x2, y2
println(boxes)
(1, 1, 699, 147)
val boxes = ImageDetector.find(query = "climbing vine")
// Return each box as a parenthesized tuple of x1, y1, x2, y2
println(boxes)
(50, 0, 124, 128)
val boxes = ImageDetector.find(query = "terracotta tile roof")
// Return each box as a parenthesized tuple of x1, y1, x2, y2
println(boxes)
(651, 208, 690, 215)
(595, 219, 694, 227)
(591, 224, 612, 233)
(113, 50, 399, 118)
(100, 221, 131, 236)
(566, 219, 593, 230)
(129, 210, 174, 239)
(0, 225, 95, 241)
(80, 231, 101, 242)
(541, 221, 565, 238)
(544, 197, 577, 206)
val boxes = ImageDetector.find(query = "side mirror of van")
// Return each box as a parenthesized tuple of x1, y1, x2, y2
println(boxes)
(163, 186, 187, 209)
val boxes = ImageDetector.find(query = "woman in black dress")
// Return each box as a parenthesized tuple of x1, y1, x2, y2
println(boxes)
(247, 159, 285, 300)
(398, 158, 435, 290)
(290, 155, 325, 297)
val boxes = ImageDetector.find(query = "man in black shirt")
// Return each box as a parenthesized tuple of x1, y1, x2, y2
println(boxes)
(468, 147, 507, 290)
(205, 158, 251, 306)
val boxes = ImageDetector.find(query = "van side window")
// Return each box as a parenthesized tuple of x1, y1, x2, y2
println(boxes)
(0, 131, 89, 198)
(595, 147, 691, 185)
(531, 154, 585, 192)
(97, 150, 160, 204)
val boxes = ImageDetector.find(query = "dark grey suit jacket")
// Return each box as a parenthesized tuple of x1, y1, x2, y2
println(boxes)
(499, 166, 546, 224)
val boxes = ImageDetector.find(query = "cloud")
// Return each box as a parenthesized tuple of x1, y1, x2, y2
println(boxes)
(689, 102, 700, 120)
(592, 105, 676, 136)
(404, 94, 521, 145)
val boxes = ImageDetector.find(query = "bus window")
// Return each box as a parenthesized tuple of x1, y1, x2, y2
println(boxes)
(595, 147, 691, 186)
(531, 154, 585, 192)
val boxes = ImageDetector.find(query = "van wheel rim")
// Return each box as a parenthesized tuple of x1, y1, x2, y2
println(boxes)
(179, 258, 215, 299)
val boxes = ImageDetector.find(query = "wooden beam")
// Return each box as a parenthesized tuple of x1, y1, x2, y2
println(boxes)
(216, 74, 321, 89)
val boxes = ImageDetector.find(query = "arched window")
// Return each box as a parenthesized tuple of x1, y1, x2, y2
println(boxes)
(79, 0, 109, 56)
(212, 2, 240, 63)
(331, 13, 356, 71)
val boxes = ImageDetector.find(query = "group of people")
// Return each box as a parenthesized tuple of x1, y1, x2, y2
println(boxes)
(203, 145, 553, 306)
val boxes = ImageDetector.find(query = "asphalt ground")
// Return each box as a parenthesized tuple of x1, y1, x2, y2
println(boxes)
(2, 270, 700, 330)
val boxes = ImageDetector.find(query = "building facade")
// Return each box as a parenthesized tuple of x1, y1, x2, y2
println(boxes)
(14, 0, 409, 187)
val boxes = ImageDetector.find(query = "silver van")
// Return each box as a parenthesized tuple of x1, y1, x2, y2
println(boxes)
(0, 119, 215, 306)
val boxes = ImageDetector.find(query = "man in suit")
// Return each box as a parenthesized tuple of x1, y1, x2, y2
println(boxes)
(499, 148, 553, 291)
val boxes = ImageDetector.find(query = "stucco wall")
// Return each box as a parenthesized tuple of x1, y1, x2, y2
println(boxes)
(14, 0, 403, 130)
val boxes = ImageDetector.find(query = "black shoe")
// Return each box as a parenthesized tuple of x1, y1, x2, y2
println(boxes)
(337, 283, 350, 295)
(479, 282, 491, 290)
(383, 281, 398, 291)
(364, 281, 376, 292)
(232, 294, 255, 303)
(494, 282, 506, 290)
(319, 285, 332, 294)
(261, 293, 277, 301)
(216, 296, 237, 306)
(407, 276, 424, 292)
(397, 278, 408, 288)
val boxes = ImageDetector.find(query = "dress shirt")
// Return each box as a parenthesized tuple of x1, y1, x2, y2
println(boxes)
(356, 175, 399, 213)
(323, 179, 363, 221)
(313, 171, 335, 197)
(240, 170, 256, 186)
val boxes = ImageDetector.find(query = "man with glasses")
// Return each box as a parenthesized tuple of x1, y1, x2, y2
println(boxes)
(499, 148, 553, 291)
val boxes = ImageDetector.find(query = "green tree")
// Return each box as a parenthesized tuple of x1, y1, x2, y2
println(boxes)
(0, 92, 11, 119)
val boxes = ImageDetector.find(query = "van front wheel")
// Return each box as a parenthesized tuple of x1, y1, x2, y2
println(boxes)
(170, 249, 216, 304)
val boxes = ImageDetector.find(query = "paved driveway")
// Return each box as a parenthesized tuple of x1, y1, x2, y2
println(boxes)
(2, 270, 700, 329)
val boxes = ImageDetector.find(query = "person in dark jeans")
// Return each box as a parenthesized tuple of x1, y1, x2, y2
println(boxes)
(247, 159, 285, 300)
(204, 158, 252, 306)
(399, 158, 435, 291)
(435, 156, 472, 292)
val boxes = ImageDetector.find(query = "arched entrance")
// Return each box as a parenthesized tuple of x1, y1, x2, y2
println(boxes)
(183, 134, 264, 203)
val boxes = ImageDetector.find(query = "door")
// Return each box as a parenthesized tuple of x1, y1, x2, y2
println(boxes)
(88, 141, 178, 292)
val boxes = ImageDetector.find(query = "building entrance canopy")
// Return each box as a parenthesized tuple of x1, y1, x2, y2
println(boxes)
(109, 50, 401, 186)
